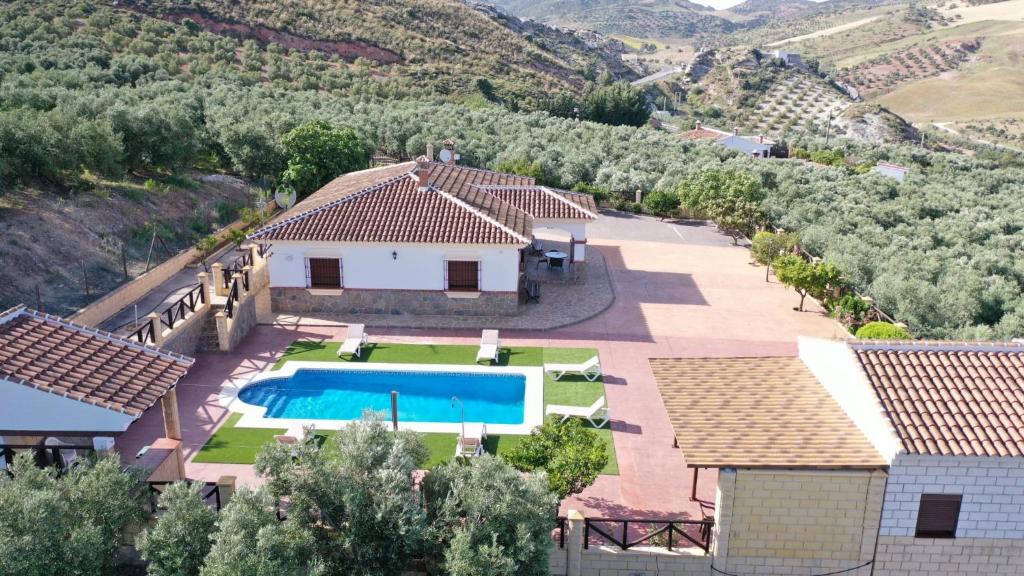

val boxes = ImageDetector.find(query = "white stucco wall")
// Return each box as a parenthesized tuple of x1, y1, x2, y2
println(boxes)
(874, 165, 908, 182)
(883, 453, 1024, 539)
(0, 378, 135, 433)
(267, 241, 521, 292)
(534, 219, 588, 261)
(799, 337, 904, 461)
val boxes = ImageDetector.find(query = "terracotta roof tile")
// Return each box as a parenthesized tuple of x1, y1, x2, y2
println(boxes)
(251, 162, 607, 245)
(0, 307, 193, 418)
(479, 186, 598, 220)
(652, 356, 887, 469)
(679, 128, 727, 141)
(852, 341, 1024, 457)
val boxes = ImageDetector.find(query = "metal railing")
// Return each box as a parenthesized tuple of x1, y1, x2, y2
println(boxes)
(584, 518, 714, 553)
(148, 480, 222, 511)
(128, 318, 155, 344)
(556, 516, 567, 549)
(160, 284, 206, 330)
(225, 278, 239, 319)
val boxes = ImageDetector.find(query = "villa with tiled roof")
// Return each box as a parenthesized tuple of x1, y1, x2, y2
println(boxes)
(251, 156, 597, 316)
(649, 338, 1024, 576)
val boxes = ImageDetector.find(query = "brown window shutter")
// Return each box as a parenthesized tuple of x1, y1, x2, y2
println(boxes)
(915, 494, 962, 538)
(446, 261, 480, 291)
(308, 258, 341, 289)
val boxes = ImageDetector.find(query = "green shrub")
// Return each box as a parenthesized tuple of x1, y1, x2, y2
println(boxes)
(642, 190, 680, 219)
(629, 201, 643, 214)
(855, 321, 911, 340)
(503, 417, 608, 499)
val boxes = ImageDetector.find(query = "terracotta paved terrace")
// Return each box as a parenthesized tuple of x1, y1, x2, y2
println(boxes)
(117, 214, 845, 521)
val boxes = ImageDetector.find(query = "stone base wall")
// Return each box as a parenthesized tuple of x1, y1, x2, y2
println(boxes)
(159, 306, 211, 357)
(875, 536, 1024, 575)
(225, 294, 258, 350)
(271, 288, 519, 317)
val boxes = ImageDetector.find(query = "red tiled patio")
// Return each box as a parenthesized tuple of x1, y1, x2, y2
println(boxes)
(116, 215, 845, 522)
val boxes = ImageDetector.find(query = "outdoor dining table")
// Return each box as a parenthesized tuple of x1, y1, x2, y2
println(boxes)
(544, 251, 568, 270)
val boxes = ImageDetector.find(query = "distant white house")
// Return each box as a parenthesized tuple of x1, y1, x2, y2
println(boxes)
(873, 161, 909, 182)
(680, 121, 774, 158)
(771, 49, 804, 67)
(249, 156, 598, 317)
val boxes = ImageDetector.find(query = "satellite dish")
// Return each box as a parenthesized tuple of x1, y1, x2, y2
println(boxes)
(438, 148, 453, 164)
(274, 187, 297, 210)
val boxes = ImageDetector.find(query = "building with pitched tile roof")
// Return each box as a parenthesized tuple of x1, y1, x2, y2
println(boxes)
(0, 305, 193, 470)
(250, 156, 597, 317)
(680, 121, 775, 158)
(799, 337, 1024, 575)
(650, 338, 1024, 576)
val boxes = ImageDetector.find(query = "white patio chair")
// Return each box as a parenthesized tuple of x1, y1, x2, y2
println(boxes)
(546, 396, 610, 428)
(455, 422, 487, 457)
(338, 324, 368, 358)
(476, 329, 500, 364)
(544, 356, 602, 381)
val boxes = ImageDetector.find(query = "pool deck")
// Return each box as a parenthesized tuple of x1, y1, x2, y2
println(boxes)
(116, 215, 846, 520)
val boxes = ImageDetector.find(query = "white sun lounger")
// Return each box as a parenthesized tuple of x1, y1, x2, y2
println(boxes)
(338, 324, 368, 358)
(456, 422, 488, 457)
(546, 396, 610, 428)
(476, 329, 500, 364)
(544, 356, 602, 381)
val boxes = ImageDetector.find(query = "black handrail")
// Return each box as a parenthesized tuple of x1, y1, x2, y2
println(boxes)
(225, 279, 239, 319)
(159, 284, 206, 330)
(584, 518, 713, 553)
(148, 480, 221, 511)
(129, 319, 155, 344)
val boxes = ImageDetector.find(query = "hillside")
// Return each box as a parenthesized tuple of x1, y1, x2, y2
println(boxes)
(647, 49, 914, 143)
(488, 0, 740, 39)
(112, 0, 631, 101)
(762, 0, 1024, 136)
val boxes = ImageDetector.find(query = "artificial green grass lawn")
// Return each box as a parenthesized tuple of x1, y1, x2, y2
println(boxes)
(195, 341, 617, 474)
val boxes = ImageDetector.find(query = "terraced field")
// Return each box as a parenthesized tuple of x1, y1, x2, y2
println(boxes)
(838, 39, 981, 97)
(739, 74, 852, 136)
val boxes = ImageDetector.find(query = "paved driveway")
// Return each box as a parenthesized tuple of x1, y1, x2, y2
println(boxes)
(118, 213, 845, 520)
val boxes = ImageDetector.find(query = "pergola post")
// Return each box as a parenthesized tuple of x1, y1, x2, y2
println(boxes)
(161, 388, 182, 441)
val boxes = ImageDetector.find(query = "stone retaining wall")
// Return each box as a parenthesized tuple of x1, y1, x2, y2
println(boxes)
(159, 305, 212, 357)
(874, 536, 1024, 575)
(270, 288, 519, 317)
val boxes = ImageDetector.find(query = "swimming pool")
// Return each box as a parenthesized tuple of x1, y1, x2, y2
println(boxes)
(238, 368, 526, 423)
(223, 361, 544, 434)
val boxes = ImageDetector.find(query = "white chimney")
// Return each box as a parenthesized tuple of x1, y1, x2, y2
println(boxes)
(426, 142, 434, 162)
(694, 120, 702, 130)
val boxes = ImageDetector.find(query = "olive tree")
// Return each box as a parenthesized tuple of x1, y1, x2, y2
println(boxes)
(0, 453, 147, 576)
(254, 412, 428, 576)
(200, 488, 321, 576)
(136, 481, 218, 576)
(422, 455, 558, 576)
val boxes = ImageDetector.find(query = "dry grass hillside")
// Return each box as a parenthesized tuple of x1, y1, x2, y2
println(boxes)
(0, 175, 252, 316)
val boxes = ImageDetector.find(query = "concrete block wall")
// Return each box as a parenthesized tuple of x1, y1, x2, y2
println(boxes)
(578, 546, 710, 576)
(875, 536, 1024, 575)
(882, 454, 1024, 538)
(713, 469, 885, 576)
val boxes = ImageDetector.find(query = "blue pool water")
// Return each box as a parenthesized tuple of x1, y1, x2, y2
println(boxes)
(238, 369, 526, 424)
